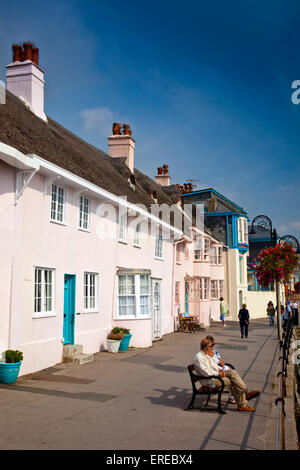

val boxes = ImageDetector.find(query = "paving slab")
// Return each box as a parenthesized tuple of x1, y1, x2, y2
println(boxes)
(0, 319, 291, 450)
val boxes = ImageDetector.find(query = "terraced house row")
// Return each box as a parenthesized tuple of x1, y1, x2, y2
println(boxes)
(0, 43, 274, 375)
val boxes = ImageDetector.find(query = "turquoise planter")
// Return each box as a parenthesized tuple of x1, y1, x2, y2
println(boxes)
(119, 334, 132, 351)
(0, 362, 22, 384)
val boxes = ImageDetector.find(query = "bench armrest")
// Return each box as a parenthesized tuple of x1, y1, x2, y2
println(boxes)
(192, 373, 225, 388)
(225, 363, 235, 370)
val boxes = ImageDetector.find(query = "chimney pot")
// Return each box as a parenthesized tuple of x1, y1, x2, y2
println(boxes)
(123, 124, 132, 136)
(23, 42, 33, 61)
(12, 44, 22, 62)
(32, 47, 39, 66)
(113, 122, 122, 135)
(157, 167, 163, 175)
(163, 164, 169, 175)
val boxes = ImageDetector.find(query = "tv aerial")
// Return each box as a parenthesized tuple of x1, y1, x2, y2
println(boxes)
(186, 179, 200, 190)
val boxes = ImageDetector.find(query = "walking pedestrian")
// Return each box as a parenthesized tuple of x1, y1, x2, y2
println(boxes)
(219, 297, 228, 328)
(266, 301, 275, 326)
(283, 301, 292, 329)
(238, 304, 250, 338)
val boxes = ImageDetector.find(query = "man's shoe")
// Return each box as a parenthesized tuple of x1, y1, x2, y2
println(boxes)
(228, 396, 237, 405)
(237, 405, 255, 412)
(246, 390, 260, 401)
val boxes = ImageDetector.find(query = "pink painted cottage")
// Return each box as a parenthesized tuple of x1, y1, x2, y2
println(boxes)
(0, 43, 225, 375)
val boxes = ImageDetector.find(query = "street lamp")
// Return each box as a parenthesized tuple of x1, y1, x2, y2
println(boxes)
(250, 215, 281, 339)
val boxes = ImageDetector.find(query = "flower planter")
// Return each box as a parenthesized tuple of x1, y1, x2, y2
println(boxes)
(107, 339, 121, 353)
(119, 334, 132, 351)
(0, 362, 22, 384)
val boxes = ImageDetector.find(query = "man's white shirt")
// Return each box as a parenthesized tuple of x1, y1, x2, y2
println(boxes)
(193, 351, 222, 387)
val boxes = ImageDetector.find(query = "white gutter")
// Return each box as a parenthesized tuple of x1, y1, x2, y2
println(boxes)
(0, 142, 40, 171)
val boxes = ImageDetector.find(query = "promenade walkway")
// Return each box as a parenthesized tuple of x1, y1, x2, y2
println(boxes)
(0, 319, 281, 450)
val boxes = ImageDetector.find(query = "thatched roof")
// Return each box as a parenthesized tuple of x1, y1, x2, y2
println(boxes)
(0, 90, 182, 211)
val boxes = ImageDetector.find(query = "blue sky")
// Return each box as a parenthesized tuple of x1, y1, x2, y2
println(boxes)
(1, 0, 300, 240)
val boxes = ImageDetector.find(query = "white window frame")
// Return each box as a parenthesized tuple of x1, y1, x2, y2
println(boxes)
(211, 280, 218, 299)
(34, 267, 56, 318)
(118, 210, 128, 243)
(217, 246, 223, 265)
(194, 236, 202, 260)
(50, 183, 66, 224)
(238, 217, 248, 244)
(204, 239, 210, 261)
(243, 220, 248, 244)
(210, 246, 217, 264)
(79, 195, 90, 231)
(155, 229, 164, 259)
(83, 272, 99, 313)
(116, 274, 151, 319)
(134, 222, 141, 247)
(203, 278, 210, 299)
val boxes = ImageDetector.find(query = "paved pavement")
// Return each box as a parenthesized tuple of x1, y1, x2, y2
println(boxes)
(0, 319, 281, 450)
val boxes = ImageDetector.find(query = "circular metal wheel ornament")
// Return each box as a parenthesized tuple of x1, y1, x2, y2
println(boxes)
(279, 235, 299, 253)
(251, 215, 272, 232)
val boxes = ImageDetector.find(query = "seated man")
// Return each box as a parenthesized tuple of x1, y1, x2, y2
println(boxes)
(193, 339, 260, 412)
(205, 335, 236, 404)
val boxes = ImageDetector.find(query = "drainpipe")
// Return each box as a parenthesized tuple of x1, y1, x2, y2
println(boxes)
(172, 235, 187, 331)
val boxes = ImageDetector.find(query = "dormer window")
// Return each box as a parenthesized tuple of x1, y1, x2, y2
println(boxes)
(128, 175, 136, 191)
(151, 191, 158, 204)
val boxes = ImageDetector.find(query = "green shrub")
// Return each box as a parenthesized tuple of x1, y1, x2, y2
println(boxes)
(111, 327, 130, 335)
(5, 350, 23, 363)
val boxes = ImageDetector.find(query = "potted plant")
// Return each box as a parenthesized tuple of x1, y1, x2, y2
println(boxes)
(112, 327, 132, 351)
(107, 331, 123, 353)
(0, 350, 23, 384)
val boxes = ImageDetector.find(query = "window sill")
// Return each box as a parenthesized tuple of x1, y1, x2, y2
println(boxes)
(78, 227, 91, 233)
(114, 316, 151, 321)
(133, 244, 141, 249)
(154, 256, 164, 261)
(33, 312, 57, 319)
(83, 310, 99, 314)
(50, 219, 66, 226)
(118, 240, 128, 245)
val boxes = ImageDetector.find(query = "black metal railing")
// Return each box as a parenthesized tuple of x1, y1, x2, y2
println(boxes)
(275, 318, 294, 450)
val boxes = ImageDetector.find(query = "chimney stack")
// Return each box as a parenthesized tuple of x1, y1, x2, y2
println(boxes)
(155, 164, 171, 186)
(6, 42, 46, 121)
(108, 123, 135, 173)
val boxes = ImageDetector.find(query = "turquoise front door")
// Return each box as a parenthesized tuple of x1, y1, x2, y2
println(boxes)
(63, 274, 76, 345)
(185, 281, 189, 313)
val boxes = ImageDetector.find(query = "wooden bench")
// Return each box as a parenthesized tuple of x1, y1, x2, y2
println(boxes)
(186, 363, 235, 414)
